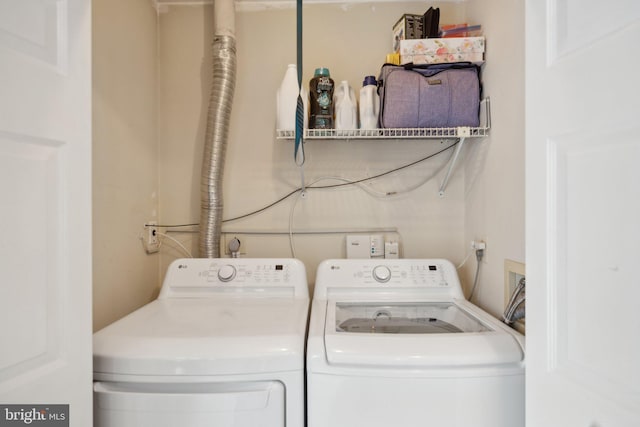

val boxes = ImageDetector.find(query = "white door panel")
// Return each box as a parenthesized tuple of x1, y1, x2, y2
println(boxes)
(0, 0, 92, 425)
(549, 0, 640, 60)
(527, 0, 640, 425)
(0, 132, 63, 381)
(0, 0, 67, 71)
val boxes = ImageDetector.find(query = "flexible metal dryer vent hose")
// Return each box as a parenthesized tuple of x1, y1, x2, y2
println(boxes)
(199, 35, 236, 258)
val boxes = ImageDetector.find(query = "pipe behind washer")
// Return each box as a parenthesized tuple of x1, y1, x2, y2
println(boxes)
(199, 2, 237, 258)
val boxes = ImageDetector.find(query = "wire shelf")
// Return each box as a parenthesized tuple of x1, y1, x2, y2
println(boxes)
(276, 126, 488, 140)
(276, 98, 491, 141)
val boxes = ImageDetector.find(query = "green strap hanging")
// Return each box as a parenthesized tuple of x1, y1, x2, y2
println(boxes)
(294, 0, 305, 166)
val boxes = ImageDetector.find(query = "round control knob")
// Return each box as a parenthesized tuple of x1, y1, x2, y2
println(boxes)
(217, 265, 237, 282)
(372, 265, 391, 283)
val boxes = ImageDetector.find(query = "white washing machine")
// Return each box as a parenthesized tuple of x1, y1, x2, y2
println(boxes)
(93, 258, 309, 427)
(307, 259, 525, 427)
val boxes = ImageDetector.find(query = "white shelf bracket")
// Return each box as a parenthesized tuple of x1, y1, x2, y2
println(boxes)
(438, 135, 468, 197)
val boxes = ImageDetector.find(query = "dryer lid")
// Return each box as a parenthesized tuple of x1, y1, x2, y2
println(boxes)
(93, 298, 309, 376)
(324, 300, 524, 367)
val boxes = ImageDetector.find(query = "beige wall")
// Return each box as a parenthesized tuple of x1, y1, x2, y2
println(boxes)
(157, 2, 469, 286)
(461, 0, 526, 317)
(92, 0, 525, 327)
(92, 0, 160, 331)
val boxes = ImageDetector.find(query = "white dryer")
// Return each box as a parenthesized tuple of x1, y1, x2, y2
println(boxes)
(93, 258, 309, 427)
(307, 259, 524, 427)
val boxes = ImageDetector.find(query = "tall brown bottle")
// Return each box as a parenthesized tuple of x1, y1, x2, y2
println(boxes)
(309, 67, 334, 129)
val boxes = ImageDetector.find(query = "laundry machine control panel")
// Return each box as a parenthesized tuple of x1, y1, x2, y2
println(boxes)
(361, 263, 449, 287)
(217, 264, 237, 282)
(372, 265, 392, 283)
(314, 259, 465, 299)
(158, 258, 309, 298)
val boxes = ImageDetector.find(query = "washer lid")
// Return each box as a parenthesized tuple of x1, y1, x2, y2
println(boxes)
(324, 300, 523, 367)
(93, 298, 309, 376)
(335, 302, 491, 334)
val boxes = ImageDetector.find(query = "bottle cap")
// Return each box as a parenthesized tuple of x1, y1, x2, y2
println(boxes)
(314, 68, 331, 77)
(363, 75, 377, 86)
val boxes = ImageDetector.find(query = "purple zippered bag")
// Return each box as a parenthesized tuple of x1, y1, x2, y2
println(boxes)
(378, 62, 481, 128)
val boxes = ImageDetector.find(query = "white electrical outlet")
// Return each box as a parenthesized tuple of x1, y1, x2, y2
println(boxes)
(145, 222, 159, 254)
(470, 240, 486, 250)
(470, 240, 487, 264)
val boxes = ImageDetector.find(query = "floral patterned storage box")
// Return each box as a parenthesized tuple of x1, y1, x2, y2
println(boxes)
(400, 37, 485, 65)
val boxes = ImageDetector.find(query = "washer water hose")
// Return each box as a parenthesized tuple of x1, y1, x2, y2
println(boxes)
(503, 277, 526, 325)
(199, 3, 237, 258)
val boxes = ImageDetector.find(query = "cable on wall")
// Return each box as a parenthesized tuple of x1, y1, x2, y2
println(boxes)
(145, 139, 460, 258)
(224, 139, 459, 224)
(156, 232, 194, 258)
(287, 175, 389, 257)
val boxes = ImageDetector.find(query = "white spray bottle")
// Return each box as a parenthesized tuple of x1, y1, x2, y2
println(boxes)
(334, 80, 358, 131)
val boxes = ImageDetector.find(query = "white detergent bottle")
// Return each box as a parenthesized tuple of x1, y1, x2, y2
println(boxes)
(334, 80, 358, 131)
(276, 64, 308, 131)
(359, 75, 380, 130)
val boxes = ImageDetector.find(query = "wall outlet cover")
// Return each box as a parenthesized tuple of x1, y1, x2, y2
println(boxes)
(346, 235, 371, 259)
(384, 241, 399, 259)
